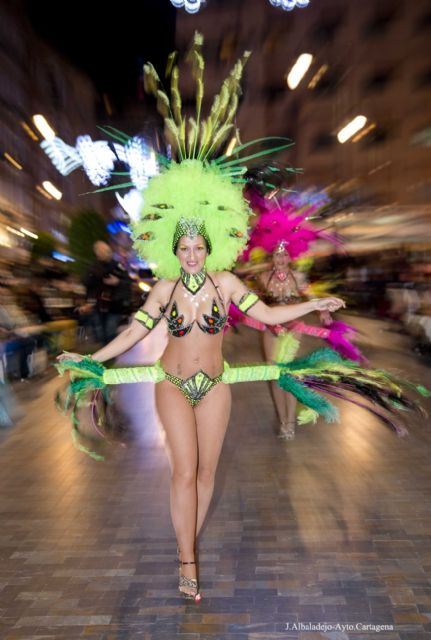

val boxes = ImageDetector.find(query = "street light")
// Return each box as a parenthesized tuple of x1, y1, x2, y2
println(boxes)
(20, 228, 38, 239)
(42, 180, 62, 200)
(287, 53, 313, 90)
(308, 64, 329, 89)
(337, 116, 367, 144)
(3, 152, 23, 170)
(36, 185, 52, 200)
(6, 226, 25, 238)
(32, 115, 56, 141)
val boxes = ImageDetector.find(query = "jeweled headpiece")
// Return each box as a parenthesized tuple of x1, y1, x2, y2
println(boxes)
(172, 217, 212, 254)
(274, 239, 289, 254)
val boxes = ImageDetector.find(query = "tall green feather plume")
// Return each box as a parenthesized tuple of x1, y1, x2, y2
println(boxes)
(143, 62, 161, 95)
(185, 32, 205, 158)
(171, 66, 183, 125)
(194, 76, 204, 157)
(164, 118, 182, 157)
(142, 34, 300, 171)
(208, 93, 221, 123)
(200, 49, 250, 160)
(216, 83, 230, 123)
(187, 117, 198, 157)
(142, 31, 250, 161)
(202, 123, 234, 160)
(165, 50, 177, 78)
(179, 119, 186, 159)
(199, 119, 210, 149)
(225, 95, 239, 126)
(156, 90, 170, 119)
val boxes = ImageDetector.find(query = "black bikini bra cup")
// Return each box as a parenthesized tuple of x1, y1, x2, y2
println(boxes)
(165, 301, 194, 338)
(197, 299, 227, 335)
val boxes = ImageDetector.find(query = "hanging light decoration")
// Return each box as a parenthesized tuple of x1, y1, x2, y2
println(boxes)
(170, 0, 309, 12)
(170, 0, 205, 13)
(268, 0, 310, 10)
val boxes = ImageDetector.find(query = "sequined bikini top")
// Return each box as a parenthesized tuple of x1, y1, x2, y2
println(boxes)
(160, 273, 228, 338)
(260, 269, 301, 305)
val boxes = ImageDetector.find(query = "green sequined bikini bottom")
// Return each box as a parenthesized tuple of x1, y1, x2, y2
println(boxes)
(164, 369, 223, 406)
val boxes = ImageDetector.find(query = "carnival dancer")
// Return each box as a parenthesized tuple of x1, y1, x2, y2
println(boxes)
(233, 189, 363, 439)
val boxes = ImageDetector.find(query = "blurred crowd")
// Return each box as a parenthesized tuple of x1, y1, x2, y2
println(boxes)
(0, 241, 147, 392)
(314, 247, 431, 357)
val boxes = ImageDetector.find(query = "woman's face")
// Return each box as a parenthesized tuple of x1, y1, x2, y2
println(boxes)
(273, 250, 290, 270)
(176, 235, 208, 273)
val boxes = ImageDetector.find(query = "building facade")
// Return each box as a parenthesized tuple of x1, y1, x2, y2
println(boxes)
(175, 0, 431, 209)
(0, 0, 102, 259)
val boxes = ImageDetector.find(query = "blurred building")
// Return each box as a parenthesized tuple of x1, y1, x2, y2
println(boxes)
(176, 0, 431, 211)
(0, 0, 102, 262)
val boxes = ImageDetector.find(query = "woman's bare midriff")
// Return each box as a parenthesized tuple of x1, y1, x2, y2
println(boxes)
(160, 330, 224, 379)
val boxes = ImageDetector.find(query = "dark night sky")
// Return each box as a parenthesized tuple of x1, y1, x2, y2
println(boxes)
(24, 0, 177, 107)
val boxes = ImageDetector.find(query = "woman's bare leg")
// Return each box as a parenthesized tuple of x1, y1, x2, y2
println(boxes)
(285, 392, 297, 427)
(194, 383, 231, 537)
(155, 380, 198, 590)
(262, 331, 289, 423)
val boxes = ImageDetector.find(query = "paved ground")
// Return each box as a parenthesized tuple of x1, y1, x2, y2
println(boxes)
(1, 316, 431, 640)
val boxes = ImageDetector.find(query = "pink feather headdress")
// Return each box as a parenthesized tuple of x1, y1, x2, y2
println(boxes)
(242, 190, 341, 261)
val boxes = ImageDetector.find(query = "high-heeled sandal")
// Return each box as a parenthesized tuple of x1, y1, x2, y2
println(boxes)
(179, 560, 201, 602)
(278, 420, 296, 440)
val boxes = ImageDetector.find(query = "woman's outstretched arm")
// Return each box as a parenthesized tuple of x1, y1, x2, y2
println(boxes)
(220, 272, 344, 324)
(56, 280, 171, 363)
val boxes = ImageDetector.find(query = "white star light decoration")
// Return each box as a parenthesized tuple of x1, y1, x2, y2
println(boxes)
(170, 0, 309, 12)
(40, 135, 159, 221)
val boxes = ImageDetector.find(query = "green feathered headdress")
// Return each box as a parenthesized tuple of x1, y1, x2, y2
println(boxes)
(130, 32, 293, 279)
(131, 160, 250, 278)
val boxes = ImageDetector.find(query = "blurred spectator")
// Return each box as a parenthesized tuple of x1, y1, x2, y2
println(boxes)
(34, 256, 67, 283)
(0, 289, 39, 380)
(21, 278, 52, 323)
(83, 241, 132, 345)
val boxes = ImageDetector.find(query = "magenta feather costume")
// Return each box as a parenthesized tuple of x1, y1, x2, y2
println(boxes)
(241, 190, 341, 261)
(231, 189, 365, 362)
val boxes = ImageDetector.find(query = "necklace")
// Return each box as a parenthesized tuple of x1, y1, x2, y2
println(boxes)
(181, 267, 206, 294)
(274, 269, 288, 282)
(268, 269, 294, 302)
(181, 267, 209, 307)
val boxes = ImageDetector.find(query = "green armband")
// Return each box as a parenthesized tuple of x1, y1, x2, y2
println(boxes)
(134, 309, 160, 330)
(238, 292, 259, 313)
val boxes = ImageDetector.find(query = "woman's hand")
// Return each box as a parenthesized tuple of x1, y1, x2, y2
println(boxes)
(319, 309, 333, 326)
(56, 352, 84, 363)
(313, 297, 345, 313)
